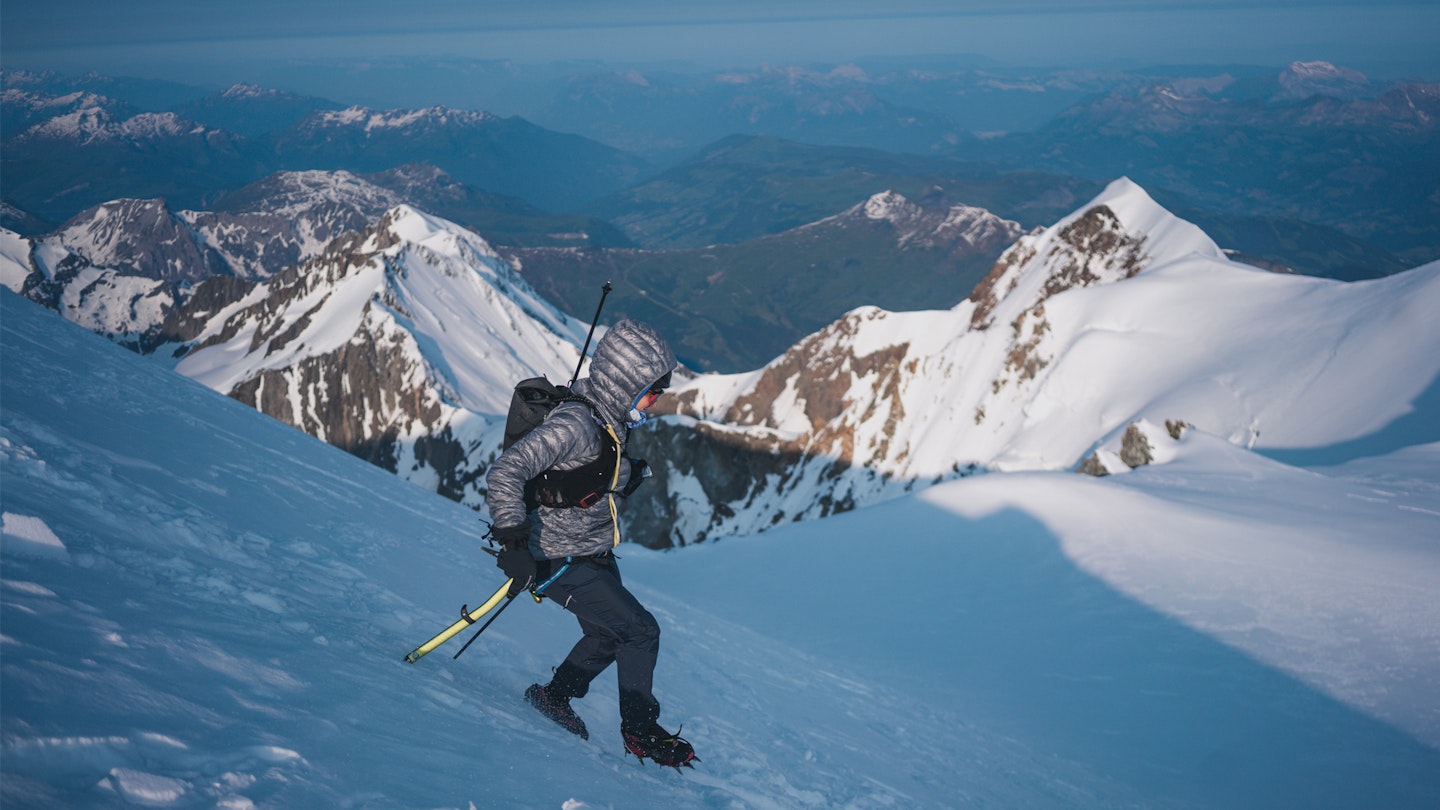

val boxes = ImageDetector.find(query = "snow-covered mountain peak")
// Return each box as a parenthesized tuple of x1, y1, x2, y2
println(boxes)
(6, 188, 599, 505)
(169, 205, 588, 484)
(862, 189, 917, 221)
(968, 177, 1225, 330)
(1282, 60, 1367, 84)
(220, 82, 283, 99)
(17, 107, 209, 144)
(1278, 61, 1371, 100)
(221, 170, 405, 217)
(367, 204, 500, 263)
(56, 198, 178, 258)
(17, 104, 117, 141)
(37, 197, 224, 286)
(815, 189, 1023, 254)
(1077, 177, 1224, 264)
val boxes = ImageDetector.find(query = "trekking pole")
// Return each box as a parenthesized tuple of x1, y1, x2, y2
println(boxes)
(569, 281, 613, 386)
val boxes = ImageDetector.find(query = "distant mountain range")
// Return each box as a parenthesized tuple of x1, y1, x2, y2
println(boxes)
(1, 71, 651, 226)
(0, 68, 209, 115)
(4, 62, 1430, 275)
(531, 64, 974, 162)
(0, 165, 1018, 371)
(583, 134, 1103, 248)
(0, 154, 1412, 373)
(584, 134, 1409, 281)
(266, 105, 648, 211)
(537, 59, 1436, 267)
(964, 63, 1440, 266)
(172, 82, 342, 138)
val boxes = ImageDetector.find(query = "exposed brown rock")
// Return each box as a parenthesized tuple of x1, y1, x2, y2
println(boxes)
(1119, 424, 1155, 468)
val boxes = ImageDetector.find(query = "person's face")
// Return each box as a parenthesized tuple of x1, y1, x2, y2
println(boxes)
(636, 385, 664, 411)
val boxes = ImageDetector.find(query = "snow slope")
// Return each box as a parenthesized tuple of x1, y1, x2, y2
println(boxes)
(6, 279, 1440, 806)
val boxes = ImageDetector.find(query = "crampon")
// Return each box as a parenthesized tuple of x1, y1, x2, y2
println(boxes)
(621, 722, 698, 769)
(525, 683, 589, 740)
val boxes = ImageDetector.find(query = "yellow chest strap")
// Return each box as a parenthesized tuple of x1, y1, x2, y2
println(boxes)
(602, 423, 623, 547)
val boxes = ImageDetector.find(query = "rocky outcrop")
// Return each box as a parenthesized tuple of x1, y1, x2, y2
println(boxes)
(969, 204, 1144, 330)
(1076, 420, 1188, 477)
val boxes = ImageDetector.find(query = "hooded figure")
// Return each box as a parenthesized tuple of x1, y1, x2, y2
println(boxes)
(487, 319, 675, 558)
(484, 319, 696, 768)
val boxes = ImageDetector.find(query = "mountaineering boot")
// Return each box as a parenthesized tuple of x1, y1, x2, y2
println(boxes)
(525, 683, 589, 740)
(621, 722, 698, 768)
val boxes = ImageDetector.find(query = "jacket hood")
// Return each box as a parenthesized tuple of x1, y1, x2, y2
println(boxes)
(574, 319, 676, 426)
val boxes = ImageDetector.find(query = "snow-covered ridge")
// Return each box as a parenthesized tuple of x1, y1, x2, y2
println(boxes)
(0, 223, 175, 344)
(1, 87, 113, 112)
(312, 105, 499, 134)
(220, 82, 287, 99)
(806, 189, 1024, 251)
(14, 107, 211, 143)
(656, 178, 1440, 540)
(1279, 60, 1370, 97)
(1286, 60, 1358, 80)
(14, 105, 117, 141)
(216, 169, 404, 216)
(1, 170, 442, 342)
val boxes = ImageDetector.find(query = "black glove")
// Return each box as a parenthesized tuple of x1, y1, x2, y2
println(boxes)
(620, 457, 651, 498)
(492, 522, 535, 596)
(497, 546, 536, 596)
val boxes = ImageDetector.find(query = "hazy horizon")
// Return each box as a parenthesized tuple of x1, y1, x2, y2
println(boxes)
(4, 0, 1438, 114)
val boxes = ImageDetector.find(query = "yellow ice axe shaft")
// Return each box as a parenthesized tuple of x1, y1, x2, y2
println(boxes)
(403, 579, 513, 663)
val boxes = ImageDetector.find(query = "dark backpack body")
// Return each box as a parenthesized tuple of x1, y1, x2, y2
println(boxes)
(502, 377, 619, 509)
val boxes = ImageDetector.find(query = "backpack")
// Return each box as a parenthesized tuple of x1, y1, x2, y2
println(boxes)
(502, 377, 621, 509)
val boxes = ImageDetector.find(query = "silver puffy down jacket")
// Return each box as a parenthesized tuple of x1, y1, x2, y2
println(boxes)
(485, 320, 677, 560)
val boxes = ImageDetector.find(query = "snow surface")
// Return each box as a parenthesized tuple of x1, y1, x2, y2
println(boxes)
(6, 275, 1440, 808)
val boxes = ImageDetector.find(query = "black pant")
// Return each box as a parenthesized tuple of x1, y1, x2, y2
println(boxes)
(541, 557, 661, 728)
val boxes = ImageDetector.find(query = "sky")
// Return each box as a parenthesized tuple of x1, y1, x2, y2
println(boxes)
(4, 0, 1439, 86)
